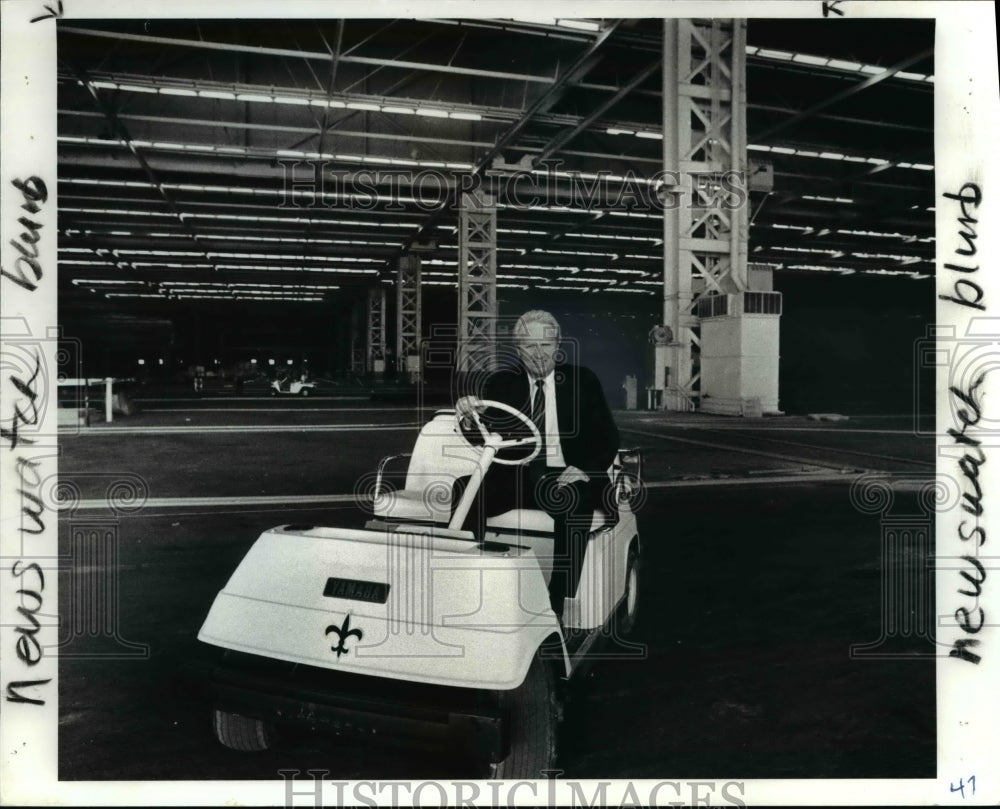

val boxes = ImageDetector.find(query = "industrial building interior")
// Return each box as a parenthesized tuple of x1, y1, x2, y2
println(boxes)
(52, 15, 939, 785)
(57, 16, 934, 415)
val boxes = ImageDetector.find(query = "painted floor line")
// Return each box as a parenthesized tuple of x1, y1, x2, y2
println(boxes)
(644, 472, 859, 489)
(133, 396, 371, 402)
(65, 472, 865, 511)
(59, 423, 421, 435)
(620, 426, 860, 473)
(628, 424, 926, 436)
(142, 407, 421, 413)
(66, 493, 360, 511)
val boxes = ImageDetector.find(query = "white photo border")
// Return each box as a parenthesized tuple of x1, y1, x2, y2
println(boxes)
(1, 0, 997, 805)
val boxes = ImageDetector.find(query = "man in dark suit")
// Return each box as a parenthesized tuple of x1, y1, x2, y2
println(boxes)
(457, 310, 620, 619)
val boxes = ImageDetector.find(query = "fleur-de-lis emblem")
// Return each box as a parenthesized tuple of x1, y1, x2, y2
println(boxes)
(325, 614, 363, 658)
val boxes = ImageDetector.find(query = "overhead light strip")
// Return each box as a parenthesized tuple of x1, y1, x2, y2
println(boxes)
(82, 80, 485, 121)
(60, 136, 475, 171)
(745, 46, 933, 83)
(596, 133, 933, 172)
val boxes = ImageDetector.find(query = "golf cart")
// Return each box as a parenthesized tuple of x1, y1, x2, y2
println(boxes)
(197, 399, 642, 776)
(270, 373, 315, 396)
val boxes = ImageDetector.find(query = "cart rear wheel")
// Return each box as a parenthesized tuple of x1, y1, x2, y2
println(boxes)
(212, 708, 274, 751)
(616, 545, 640, 636)
(489, 654, 558, 778)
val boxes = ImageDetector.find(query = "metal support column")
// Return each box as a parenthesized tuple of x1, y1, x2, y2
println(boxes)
(457, 188, 498, 374)
(661, 19, 749, 411)
(396, 255, 422, 383)
(349, 297, 365, 375)
(366, 287, 387, 375)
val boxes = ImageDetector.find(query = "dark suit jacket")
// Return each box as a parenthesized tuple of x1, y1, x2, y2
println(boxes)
(483, 363, 620, 478)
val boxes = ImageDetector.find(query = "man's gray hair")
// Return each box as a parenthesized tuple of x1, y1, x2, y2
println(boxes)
(513, 309, 561, 341)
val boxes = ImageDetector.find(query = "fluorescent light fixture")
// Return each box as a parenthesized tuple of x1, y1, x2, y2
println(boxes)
(827, 59, 864, 72)
(635, 131, 663, 140)
(160, 87, 197, 97)
(450, 111, 483, 121)
(510, 17, 557, 26)
(200, 90, 237, 100)
(802, 194, 854, 204)
(791, 53, 828, 66)
(771, 246, 841, 255)
(758, 49, 794, 60)
(236, 93, 273, 103)
(71, 278, 144, 285)
(556, 19, 600, 32)
(417, 108, 449, 118)
(130, 262, 214, 269)
(347, 102, 380, 111)
(787, 264, 857, 275)
(606, 128, 635, 136)
(381, 106, 415, 115)
(274, 96, 311, 106)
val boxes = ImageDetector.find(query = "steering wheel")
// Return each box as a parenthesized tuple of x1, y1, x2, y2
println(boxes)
(457, 398, 541, 466)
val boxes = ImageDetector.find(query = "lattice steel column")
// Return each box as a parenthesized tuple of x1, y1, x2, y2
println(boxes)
(661, 18, 749, 411)
(396, 256, 422, 382)
(457, 188, 498, 374)
(349, 298, 365, 375)
(366, 287, 386, 374)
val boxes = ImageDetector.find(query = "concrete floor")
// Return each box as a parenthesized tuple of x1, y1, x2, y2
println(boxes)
(57, 396, 937, 780)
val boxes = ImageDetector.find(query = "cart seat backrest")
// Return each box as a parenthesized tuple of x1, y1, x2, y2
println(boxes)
(404, 411, 480, 491)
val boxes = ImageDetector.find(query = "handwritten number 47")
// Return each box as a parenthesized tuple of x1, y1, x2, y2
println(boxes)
(950, 775, 977, 798)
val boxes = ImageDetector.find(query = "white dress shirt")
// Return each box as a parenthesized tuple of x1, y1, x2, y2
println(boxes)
(529, 372, 566, 468)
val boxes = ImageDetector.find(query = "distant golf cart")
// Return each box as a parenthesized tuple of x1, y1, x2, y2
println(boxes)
(198, 399, 643, 776)
(270, 374, 316, 396)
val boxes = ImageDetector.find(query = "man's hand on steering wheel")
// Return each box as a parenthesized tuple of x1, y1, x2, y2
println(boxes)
(454, 397, 542, 465)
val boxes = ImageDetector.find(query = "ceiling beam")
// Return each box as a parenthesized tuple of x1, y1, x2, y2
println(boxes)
(534, 58, 661, 165)
(60, 26, 562, 85)
(751, 47, 934, 142)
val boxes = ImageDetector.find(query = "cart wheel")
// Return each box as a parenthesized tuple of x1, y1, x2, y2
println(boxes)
(212, 708, 274, 752)
(616, 545, 640, 636)
(300, 387, 311, 397)
(489, 654, 557, 778)
(270, 389, 277, 396)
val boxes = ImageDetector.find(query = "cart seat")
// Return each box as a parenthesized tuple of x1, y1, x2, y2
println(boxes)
(486, 508, 612, 535)
(373, 411, 479, 524)
(373, 411, 638, 530)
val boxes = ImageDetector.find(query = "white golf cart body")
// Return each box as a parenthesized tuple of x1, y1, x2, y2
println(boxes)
(198, 407, 641, 768)
(271, 377, 315, 395)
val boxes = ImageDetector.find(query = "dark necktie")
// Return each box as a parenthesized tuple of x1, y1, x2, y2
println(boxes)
(530, 378, 547, 476)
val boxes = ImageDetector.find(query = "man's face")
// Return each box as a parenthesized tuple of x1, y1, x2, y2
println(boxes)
(516, 320, 560, 378)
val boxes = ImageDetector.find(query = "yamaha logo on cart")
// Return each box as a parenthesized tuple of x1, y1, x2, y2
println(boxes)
(325, 614, 364, 658)
(323, 576, 390, 604)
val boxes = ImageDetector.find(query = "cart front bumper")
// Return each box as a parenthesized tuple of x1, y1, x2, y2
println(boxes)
(207, 650, 507, 763)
